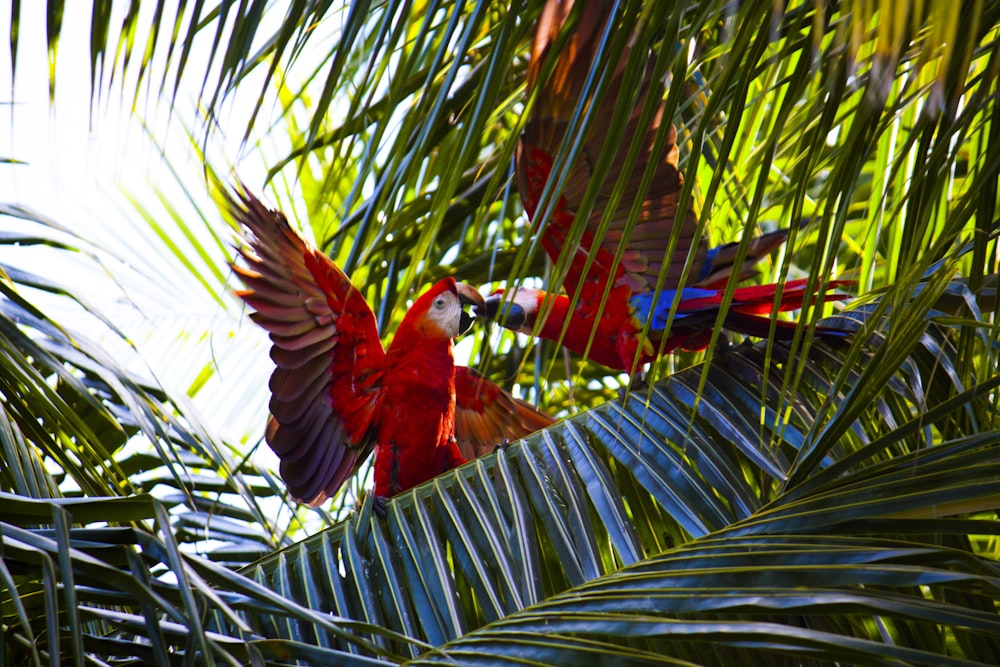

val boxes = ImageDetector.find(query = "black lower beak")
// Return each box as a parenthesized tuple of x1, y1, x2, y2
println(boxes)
(481, 294, 526, 329)
(458, 309, 475, 336)
(455, 283, 485, 337)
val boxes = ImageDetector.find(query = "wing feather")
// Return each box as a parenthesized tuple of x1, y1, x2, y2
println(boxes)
(453, 367, 555, 460)
(229, 188, 384, 506)
(268, 337, 338, 369)
(517, 0, 705, 298)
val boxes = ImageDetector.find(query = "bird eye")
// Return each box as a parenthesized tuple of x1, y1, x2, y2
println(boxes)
(434, 296, 446, 309)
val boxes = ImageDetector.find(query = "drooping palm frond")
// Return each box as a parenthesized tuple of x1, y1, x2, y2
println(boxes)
(0, 206, 307, 562)
(1, 275, 997, 665)
(173, 0, 999, 402)
(2, 1, 999, 664)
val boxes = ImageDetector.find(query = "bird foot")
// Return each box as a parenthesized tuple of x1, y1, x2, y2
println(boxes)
(492, 438, 511, 454)
(716, 333, 735, 353)
(618, 375, 649, 401)
(372, 494, 389, 519)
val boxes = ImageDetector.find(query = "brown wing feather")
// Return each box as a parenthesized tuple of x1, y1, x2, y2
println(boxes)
(517, 0, 706, 297)
(453, 367, 555, 460)
(229, 188, 385, 506)
(694, 228, 791, 288)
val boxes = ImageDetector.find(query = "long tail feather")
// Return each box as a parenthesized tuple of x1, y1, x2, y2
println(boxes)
(632, 279, 854, 335)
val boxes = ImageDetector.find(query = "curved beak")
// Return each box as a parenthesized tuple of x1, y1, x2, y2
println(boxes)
(455, 282, 485, 336)
(482, 293, 526, 329)
(455, 282, 486, 310)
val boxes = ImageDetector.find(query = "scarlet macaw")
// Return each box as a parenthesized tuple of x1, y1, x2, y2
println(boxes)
(229, 189, 553, 504)
(484, 0, 849, 373)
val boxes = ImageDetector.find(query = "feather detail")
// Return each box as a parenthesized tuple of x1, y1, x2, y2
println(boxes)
(229, 188, 383, 505)
(454, 367, 555, 460)
(629, 278, 852, 334)
(695, 228, 792, 287)
(269, 337, 338, 369)
(517, 0, 705, 299)
(515, 0, 799, 300)
(232, 188, 556, 503)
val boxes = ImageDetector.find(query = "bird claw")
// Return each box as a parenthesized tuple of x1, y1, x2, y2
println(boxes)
(492, 438, 511, 454)
(372, 494, 389, 519)
(716, 333, 735, 352)
(618, 375, 648, 401)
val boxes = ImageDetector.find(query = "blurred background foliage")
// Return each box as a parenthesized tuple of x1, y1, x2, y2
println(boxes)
(0, 0, 998, 664)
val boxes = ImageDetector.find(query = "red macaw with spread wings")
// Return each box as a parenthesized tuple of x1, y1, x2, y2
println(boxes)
(484, 0, 850, 373)
(230, 189, 553, 505)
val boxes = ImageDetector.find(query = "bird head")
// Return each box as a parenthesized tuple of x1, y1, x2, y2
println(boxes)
(405, 278, 485, 340)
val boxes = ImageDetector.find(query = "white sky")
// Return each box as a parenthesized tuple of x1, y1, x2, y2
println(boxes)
(0, 0, 279, 447)
(0, 2, 475, 520)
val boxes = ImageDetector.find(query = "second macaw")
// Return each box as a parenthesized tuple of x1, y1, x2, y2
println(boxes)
(484, 0, 850, 373)
(230, 189, 553, 504)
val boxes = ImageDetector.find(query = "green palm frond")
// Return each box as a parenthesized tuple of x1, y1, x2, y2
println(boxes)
(3, 1, 999, 664)
(170, 0, 997, 401)
(0, 210, 303, 561)
(2, 281, 998, 664)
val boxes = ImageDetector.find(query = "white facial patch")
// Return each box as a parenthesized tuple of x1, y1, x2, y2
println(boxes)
(511, 287, 542, 332)
(427, 291, 462, 338)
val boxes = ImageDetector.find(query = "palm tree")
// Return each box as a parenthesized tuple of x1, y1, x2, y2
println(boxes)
(1, 0, 998, 664)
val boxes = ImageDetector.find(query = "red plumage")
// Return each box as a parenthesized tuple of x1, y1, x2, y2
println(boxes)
(485, 0, 850, 372)
(230, 189, 553, 504)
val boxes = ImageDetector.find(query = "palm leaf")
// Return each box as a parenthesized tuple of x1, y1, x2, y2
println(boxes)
(0, 209, 302, 563)
(2, 280, 997, 664)
(3, 1, 999, 664)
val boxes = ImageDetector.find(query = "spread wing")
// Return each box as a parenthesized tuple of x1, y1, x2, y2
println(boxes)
(516, 0, 706, 298)
(453, 367, 555, 460)
(229, 188, 385, 506)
